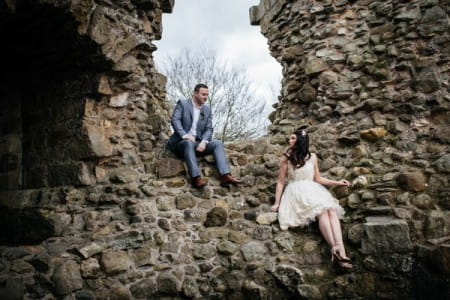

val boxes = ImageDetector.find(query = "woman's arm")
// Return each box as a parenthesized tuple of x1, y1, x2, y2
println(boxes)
(271, 157, 288, 212)
(313, 154, 350, 187)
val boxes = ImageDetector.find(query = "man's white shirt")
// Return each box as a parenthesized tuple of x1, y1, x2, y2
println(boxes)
(187, 99, 201, 137)
(183, 99, 208, 144)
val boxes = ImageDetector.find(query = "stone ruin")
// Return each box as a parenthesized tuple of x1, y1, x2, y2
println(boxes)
(0, 0, 448, 299)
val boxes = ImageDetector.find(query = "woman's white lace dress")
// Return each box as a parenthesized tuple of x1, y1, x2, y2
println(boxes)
(278, 153, 344, 230)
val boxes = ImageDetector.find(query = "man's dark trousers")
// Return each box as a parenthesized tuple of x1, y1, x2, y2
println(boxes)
(174, 139, 230, 179)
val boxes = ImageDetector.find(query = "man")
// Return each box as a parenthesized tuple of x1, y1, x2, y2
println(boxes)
(167, 83, 241, 189)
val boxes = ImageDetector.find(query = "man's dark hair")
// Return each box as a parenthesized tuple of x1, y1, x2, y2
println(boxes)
(194, 83, 208, 92)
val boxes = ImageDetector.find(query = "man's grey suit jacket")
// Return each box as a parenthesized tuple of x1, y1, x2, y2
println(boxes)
(166, 99, 213, 152)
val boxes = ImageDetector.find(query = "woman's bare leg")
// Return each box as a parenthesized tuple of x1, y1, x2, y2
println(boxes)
(317, 211, 336, 248)
(328, 209, 348, 258)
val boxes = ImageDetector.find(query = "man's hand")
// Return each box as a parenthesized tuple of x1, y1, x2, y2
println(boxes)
(196, 141, 207, 152)
(183, 134, 196, 142)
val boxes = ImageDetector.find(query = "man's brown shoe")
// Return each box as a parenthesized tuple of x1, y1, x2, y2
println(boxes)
(220, 174, 241, 186)
(192, 176, 207, 189)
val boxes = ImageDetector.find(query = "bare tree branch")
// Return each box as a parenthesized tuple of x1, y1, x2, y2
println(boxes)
(159, 47, 269, 141)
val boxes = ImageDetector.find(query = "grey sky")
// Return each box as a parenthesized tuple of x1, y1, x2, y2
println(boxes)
(153, 0, 282, 103)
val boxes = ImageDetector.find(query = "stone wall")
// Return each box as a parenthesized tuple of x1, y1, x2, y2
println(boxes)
(250, 0, 450, 298)
(0, 0, 448, 299)
(0, 0, 173, 191)
(0, 0, 177, 296)
(0, 93, 22, 190)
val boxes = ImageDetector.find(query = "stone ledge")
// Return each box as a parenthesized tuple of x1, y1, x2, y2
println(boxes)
(361, 216, 413, 255)
(0, 189, 40, 209)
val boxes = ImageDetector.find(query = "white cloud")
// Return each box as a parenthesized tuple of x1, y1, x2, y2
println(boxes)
(154, 0, 281, 104)
(217, 31, 282, 104)
(218, 31, 270, 65)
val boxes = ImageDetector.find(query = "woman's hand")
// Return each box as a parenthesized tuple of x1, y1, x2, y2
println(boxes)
(338, 179, 351, 187)
(270, 204, 280, 212)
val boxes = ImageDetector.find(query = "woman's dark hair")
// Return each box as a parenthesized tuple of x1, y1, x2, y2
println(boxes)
(285, 127, 311, 168)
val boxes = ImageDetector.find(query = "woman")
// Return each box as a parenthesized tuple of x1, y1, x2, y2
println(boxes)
(270, 128, 352, 269)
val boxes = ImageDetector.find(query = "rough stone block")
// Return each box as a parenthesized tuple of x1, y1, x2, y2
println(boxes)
(108, 283, 133, 299)
(432, 243, 450, 274)
(192, 243, 215, 260)
(396, 171, 427, 192)
(363, 253, 414, 273)
(333, 185, 350, 198)
(434, 154, 450, 173)
(131, 278, 157, 298)
(98, 75, 112, 95)
(80, 258, 101, 279)
(418, 6, 448, 37)
(158, 157, 186, 178)
(426, 210, 450, 239)
(298, 284, 321, 299)
(84, 124, 113, 157)
(240, 241, 266, 261)
(361, 217, 413, 254)
(305, 57, 328, 75)
(51, 260, 83, 295)
(360, 127, 387, 142)
(204, 207, 227, 227)
(272, 264, 303, 293)
(348, 223, 364, 245)
(109, 167, 139, 183)
(100, 250, 131, 275)
(77, 242, 104, 258)
(217, 241, 239, 255)
(107, 34, 142, 63)
(176, 193, 196, 209)
(109, 92, 129, 107)
(157, 272, 179, 294)
(27, 253, 51, 273)
(253, 226, 272, 240)
(132, 248, 157, 267)
(412, 67, 440, 93)
(48, 162, 95, 187)
(161, 0, 175, 13)
(256, 212, 278, 225)
(11, 261, 33, 273)
(114, 55, 139, 72)
(243, 281, 268, 299)
(249, 5, 263, 25)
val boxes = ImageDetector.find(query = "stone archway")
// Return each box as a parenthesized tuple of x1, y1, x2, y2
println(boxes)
(0, 0, 173, 193)
(0, 0, 173, 250)
(0, 1, 117, 247)
(0, 2, 111, 190)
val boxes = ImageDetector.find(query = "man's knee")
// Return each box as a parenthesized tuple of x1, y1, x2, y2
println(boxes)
(208, 140, 224, 149)
(175, 140, 196, 158)
(179, 140, 196, 150)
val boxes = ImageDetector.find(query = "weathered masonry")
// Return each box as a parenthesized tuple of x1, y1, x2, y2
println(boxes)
(0, 0, 448, 299)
